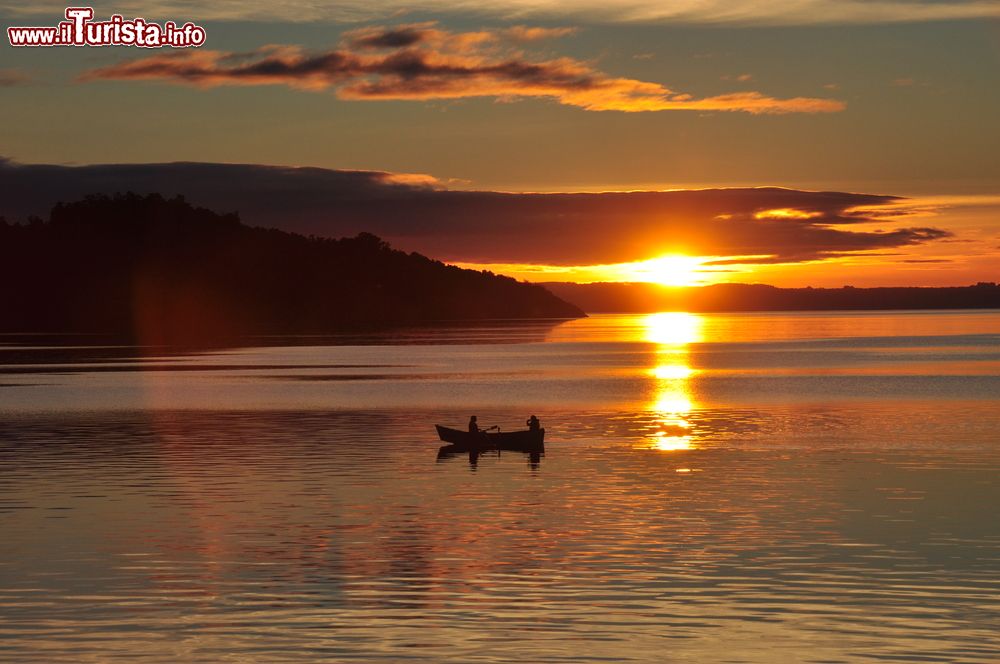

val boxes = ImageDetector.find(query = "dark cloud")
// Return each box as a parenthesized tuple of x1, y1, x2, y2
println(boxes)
(0, 69, 30, 86)
(0, 158, 952, 266)
(348, 26, 433, 49)
(77, 24, 844, 114)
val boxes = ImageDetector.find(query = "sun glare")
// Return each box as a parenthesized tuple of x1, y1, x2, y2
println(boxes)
(630, 255, 704, 287)
(450, 252, 727, 286)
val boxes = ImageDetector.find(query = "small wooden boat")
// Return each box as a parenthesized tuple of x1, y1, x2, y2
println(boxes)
(435, 425, 544, 453)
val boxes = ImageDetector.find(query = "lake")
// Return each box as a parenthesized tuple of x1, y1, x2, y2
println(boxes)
(1, 311, 998, 662)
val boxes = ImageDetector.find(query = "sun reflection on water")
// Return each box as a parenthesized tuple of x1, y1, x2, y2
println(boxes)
(644, 312, 702, 451)
(644, 312, 703, 346)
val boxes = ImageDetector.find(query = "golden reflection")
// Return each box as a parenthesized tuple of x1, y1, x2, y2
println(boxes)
(650, 364, 694, 380)
(753, 207, 823, 220)
(644, 312, 703, 346)
(644, 312, 702, 451)
(649, 388, 694, 451)
(652, 394, 693, 414)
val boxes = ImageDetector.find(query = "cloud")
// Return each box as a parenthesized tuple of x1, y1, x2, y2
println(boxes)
(78, 24, 844, 114)
(5, 0, 999, 25)
(0, 158, 954, 266)
(0, 69, 30, 86)
(502, 26, 577, 42)
(348, 25, 434, 49)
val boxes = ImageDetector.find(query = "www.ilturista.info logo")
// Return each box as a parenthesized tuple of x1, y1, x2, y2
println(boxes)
(7, 7, 206, 47)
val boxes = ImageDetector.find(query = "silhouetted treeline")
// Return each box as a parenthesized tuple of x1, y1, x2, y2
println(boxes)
(0, 193, 583, 343)
(545, 281, 1000, 313)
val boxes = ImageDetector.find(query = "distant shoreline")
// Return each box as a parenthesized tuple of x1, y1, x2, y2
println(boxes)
(544, 282, 1000, 314)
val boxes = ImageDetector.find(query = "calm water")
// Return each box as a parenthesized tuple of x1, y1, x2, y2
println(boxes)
(1, 311, 998, 662)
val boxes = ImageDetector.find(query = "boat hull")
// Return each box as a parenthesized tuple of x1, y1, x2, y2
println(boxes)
(435, 425, 544, 452)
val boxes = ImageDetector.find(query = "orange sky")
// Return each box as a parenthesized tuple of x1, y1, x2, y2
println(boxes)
(2, 9, 998, 288)
(452, 194, 1000, 287)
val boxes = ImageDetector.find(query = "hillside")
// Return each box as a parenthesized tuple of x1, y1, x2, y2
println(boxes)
(0, 193, 583, 343)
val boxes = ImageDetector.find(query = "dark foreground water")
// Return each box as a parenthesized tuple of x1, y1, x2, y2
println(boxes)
(1, 311, 998, 662)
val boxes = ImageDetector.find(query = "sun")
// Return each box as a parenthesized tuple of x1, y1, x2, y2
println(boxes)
(631, 254, 704, 287)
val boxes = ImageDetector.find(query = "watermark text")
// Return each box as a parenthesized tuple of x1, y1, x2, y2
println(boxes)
(8, 7, 206, 48)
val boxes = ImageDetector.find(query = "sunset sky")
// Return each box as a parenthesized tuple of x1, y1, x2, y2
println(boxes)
(2, 1, 998, 287)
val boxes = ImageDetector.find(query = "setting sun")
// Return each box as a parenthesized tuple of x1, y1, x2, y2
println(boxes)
(626, 255, 705, 287)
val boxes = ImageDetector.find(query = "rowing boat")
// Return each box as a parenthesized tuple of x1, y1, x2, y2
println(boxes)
(435, 425, 544, 452)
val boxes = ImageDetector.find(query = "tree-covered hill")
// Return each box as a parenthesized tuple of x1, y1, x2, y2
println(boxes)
(0, 193, 583, 343)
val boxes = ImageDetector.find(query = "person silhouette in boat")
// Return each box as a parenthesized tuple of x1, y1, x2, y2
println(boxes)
(468, 416, 497, 437)
(526, 415, 541, 431)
